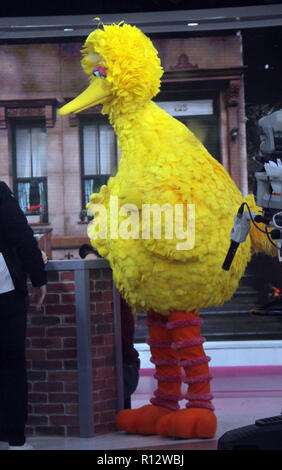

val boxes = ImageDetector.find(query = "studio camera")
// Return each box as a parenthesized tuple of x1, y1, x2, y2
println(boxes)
(222, 109, 282, 271)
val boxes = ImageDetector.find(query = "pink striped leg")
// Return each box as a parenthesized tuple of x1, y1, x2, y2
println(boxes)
(156, 311, 217, 438)
(147, 312, 183, 410)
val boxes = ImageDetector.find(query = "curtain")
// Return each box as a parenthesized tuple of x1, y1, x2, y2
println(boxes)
(83, 123, 116, 176)
(16, 126, 47, 177)
(83, 125, 99, 175)
(99, 124, 116, 174)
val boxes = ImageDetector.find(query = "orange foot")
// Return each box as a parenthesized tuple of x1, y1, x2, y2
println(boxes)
(116, 404, 174, 435)
(156, 408, 217, 439)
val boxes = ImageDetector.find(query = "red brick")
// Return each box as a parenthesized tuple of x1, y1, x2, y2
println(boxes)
(104, 333, 115, 345)
(29, 393, 48, 403)
(64, 360, 77, 370)
(95, 280, 112, 291)
(26, 349, 46, 361)
(96, 368, 113, 379)
(48, 371, 77, 382)
(49, 393, 78, 403)
(98, 388, 116, 400)
(100, 410, 116, 422)
(91, 334, 104, 346)
(63, 338, 77, 348)
(33, 404, 64, 414)
(65, 382, 78, 392)
(31, 316, 60, 326)
(61, 272, 74, 281)
(92, 357, 105, 368)
(47, 327, 76, 337)
(90, 291, 102, 301)
(61, 293, 75, 303)
(92, 379, 106, 390)
(31, 337, 62, 348)
(50, 415, 79, 426)
(45, 305, 76, 315)
(27, 371, 46, 381)
(106, 399, 116, 409)
(47, 349, 76, 360)
(102, 290, 113, 301)
(93, 401, 106, 411)
(34, 382, 64, 392)
(95, 345, 114, 358)
(91, 313, 103, 324)
(103, 313, 113, 323)
(27, 415, 48, 426)
(32, 360, 62, 370)
(45, 294, 60, 304)
(63, 316, 76, 325)
(47, 283, 75, 293)
(96, 323, 112, 335)
(95, 302, 112, 313)
(26, 327, 45, 337)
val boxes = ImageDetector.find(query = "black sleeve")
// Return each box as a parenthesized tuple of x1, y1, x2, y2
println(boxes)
(0, 183, 47, 288)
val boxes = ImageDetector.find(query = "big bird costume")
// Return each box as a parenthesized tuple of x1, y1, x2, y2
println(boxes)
(59, 23, 274, 439)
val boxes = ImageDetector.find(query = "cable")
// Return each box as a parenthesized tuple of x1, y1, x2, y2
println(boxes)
(241, 201, 278, 248)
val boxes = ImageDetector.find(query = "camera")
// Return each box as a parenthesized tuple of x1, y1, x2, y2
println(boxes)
(222, 110, 282, 271)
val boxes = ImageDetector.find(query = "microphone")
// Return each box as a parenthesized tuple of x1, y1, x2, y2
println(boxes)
(222, 204, 251, 271)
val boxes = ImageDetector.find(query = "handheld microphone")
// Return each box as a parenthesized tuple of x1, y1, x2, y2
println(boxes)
(222, 204, 251, 271)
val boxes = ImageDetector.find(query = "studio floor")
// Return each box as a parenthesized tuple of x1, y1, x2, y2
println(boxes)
(0, 393, 281, 451)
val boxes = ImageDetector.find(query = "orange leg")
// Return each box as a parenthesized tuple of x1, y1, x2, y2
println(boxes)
(116, 312, 182, 435)
(157, 311, 217, 439)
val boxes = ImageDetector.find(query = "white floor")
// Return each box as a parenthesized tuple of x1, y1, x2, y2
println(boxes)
(1, 394, 281, 451)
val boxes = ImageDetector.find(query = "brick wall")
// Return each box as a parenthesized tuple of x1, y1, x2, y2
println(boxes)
(25, 264, 118, 437)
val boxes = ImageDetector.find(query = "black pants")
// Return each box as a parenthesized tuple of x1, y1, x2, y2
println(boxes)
(0, 290, 28, 446)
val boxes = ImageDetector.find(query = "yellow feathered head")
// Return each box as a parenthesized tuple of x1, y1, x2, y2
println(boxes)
(59, 22, 163, 118)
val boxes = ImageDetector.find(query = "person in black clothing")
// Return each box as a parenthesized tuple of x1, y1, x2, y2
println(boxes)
(0, 181, 47, 450)
(120, 297, 140, 409)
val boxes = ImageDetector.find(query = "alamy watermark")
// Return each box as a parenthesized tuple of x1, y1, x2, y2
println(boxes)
(88, 196, 195, 251)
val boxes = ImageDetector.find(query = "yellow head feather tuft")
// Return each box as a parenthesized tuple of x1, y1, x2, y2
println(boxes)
(80, 23, 163, 115)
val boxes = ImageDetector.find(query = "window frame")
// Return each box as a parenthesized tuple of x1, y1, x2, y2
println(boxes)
(79, 116, 118, 210)
(11, 119, 49, 223)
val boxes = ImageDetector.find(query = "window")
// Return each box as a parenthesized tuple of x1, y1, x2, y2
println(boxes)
(80, 120, 117, 208)
(157, 99, 220, 161)
(13, 123, 48, 223)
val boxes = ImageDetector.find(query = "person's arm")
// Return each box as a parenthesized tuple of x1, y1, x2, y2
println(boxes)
(31, 284, 47, 312)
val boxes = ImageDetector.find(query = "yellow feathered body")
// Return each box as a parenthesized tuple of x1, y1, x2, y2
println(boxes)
(80, 23, 274, 316)
(88, 101, 252, 315)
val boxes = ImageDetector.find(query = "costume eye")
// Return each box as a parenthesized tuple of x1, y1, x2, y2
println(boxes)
(93, 66, 107, 78)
